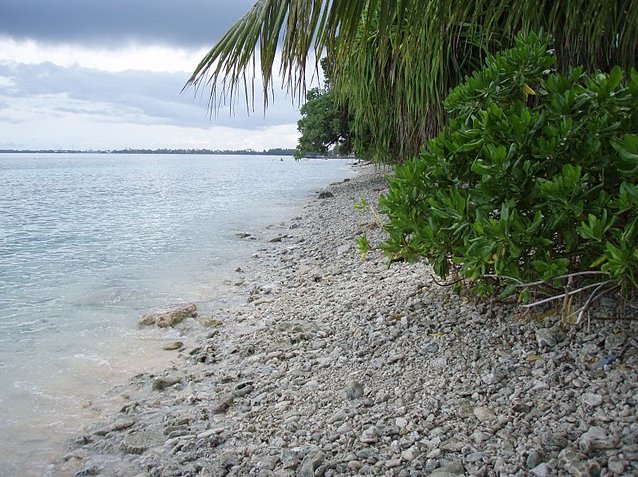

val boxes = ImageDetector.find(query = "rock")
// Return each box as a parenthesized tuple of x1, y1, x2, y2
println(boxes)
(336, 422, 352, 434)
(622, 444, 638, 460)
(162, 341, 184, 351)
(233, 381, 254, 398)
(385, 458, 402, 468)
(465, 452, 485, 463)
(152, 374, 182, 391)
(235, 232, 251, 238)
(93, 419, 136, 436)
(581, 393, 603, 407)
(401, 446, 420, 461)
(318, 191, 334, 199)
(360, 426, 379, 444)
(579, 426, 617, 453)
(536, 328, 558, 348)
(440, 437, 465, 452)
(526, 449, 543, 469)
(559, 447, 594, 476)
(530, 463, 552, 477)
(200, 317, 224, 328)
(336, 244, 351, 255)
(430, 461, 465, 476)
(344, 380, 364, 400)
(473, 406, 497, 422)
(297, 449, 325, 477)
(74, 464, 100, 476)
(120, 430, 164, 454)
(256, 455, 279, 471)
(139, 304, 197, 328)
(607, 456, 625, 474)
(269, 235, 287, 243)
(210, 393, 234, 414)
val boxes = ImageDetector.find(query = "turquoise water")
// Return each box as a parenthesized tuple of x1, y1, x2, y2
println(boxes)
(0, 153, 354, 476)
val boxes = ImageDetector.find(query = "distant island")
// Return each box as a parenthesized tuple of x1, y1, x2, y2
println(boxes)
(0, 147, 297, 156)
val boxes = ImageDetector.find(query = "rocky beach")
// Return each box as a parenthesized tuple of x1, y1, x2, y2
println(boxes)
(52, 163, 638, 477)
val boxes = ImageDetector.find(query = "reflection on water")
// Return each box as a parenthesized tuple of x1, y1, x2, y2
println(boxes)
(0, 153, 354, 476)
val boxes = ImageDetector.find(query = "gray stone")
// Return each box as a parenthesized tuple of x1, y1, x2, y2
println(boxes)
(527, 449, 543, 469)
(162, 341, 184, 351)
(152, 374, 182, 391)
(139, 304, 197, 328)
(401, 446, 420, 461)
(473, 406, 497, 422)
(210, 393, 234, 414)
(606, 456, 625, 474)
(233, 381, 254, 397)
(579, 426, 616, 453)
(318, 191, 334, 199)
(93, 419, 136, 436)
(581, 393, 603, 407)
(429, 461, 465, 476)
(297, 449, 325, 477)
(385, 458, 402, 468)
(336, 244, 351, 255)
(120, 430, 164, 454)
(536, 328, 557, 348)
(360, 426, 379, 444)
(465, 452, 485, 463)
(530, 463, 552, 477)
(344, 380, 364, 400)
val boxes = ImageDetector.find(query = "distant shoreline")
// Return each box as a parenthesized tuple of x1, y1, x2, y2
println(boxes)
(0, 147, 297, 156)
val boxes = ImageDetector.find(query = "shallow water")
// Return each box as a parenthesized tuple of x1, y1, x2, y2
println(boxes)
(0, 153, 354, 476)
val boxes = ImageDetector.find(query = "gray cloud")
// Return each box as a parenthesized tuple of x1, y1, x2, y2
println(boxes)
(0, 0, 256, 47)
(0, 62, 299, 129)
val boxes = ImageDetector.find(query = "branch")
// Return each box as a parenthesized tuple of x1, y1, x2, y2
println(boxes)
(521, 280, 614, 308)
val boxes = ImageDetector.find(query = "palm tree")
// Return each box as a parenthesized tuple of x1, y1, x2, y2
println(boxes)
(186, 0, 638, 162)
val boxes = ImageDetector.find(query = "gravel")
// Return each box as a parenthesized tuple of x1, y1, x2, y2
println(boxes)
(51, 163, 638, 476)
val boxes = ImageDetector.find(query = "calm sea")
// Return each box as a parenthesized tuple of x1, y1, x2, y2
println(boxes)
(0, 153, 354, 476)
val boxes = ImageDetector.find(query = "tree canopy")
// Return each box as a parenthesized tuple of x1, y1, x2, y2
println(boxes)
(186, 0, 638, 162)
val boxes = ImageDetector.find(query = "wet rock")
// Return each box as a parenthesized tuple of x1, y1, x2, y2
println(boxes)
(139, 304, 197, 328)
(121, 430, 164, 454)
(93, 419, 136, 436)
(162, 341, 184, 351)
(318, 191, 334, 199)
(74, 464, 100, 476)
(152, 374, 183, 391)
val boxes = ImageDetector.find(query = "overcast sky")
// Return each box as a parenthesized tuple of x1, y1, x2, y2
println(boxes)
(0, 0, 303, 150)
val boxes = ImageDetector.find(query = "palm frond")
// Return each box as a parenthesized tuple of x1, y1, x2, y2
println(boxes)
(186, 0, 638, 162)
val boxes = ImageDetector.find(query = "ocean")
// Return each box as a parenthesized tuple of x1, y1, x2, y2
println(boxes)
(0, 153, 354, 476)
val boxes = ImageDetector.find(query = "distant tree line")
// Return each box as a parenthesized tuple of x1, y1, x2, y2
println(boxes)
(0, 148, 296, 156)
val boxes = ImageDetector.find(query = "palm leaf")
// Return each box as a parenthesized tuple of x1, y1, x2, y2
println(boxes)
(185, 0, 638, 162)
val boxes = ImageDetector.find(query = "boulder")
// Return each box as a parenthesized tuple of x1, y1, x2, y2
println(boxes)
(138, 304, 197, 328)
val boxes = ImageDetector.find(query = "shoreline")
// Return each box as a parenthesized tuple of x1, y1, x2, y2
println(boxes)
(51, 163, 637, 476)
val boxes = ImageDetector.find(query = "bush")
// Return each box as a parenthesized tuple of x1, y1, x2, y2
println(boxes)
(377, 32, 638, 301)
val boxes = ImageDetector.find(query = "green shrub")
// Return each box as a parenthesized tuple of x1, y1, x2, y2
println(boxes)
(378, 32, 638, 299)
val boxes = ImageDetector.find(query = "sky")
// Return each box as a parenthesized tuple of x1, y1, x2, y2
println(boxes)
(0, 0, 304, 150)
